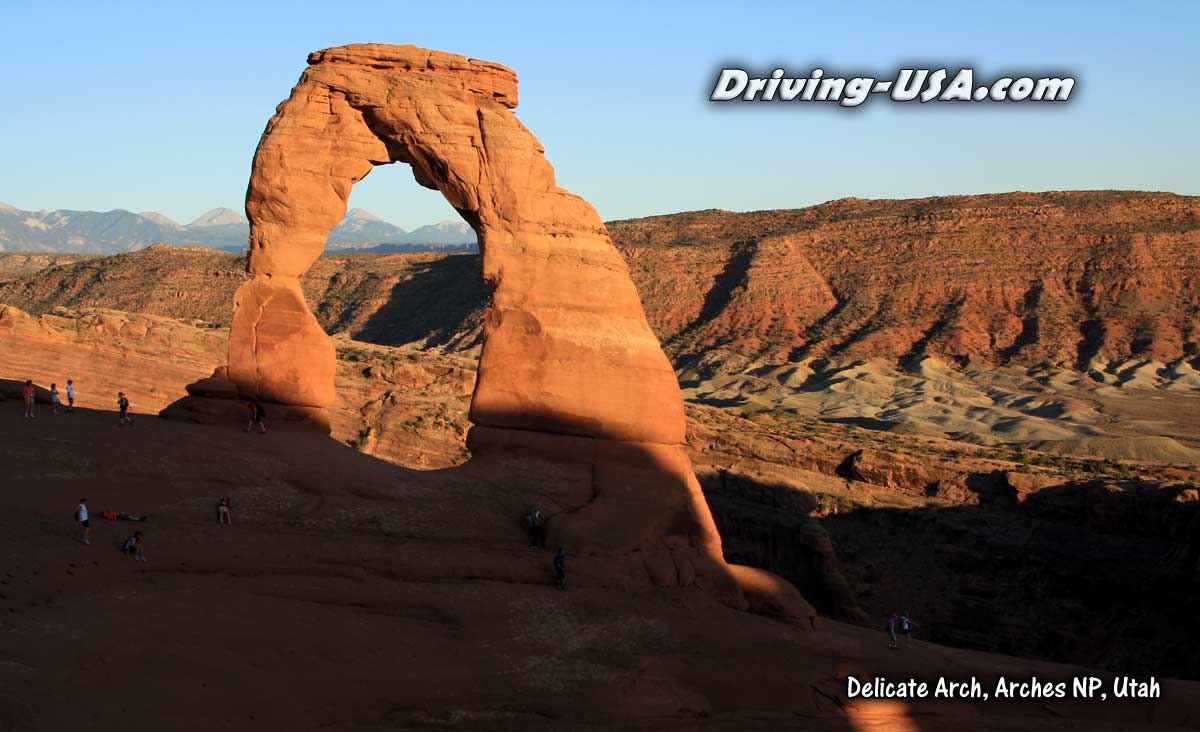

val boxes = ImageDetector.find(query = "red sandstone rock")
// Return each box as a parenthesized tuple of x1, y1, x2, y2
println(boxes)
(236, 43, 683, 445)
(185, 367, 239, 399)
(223, 44, 752, 607)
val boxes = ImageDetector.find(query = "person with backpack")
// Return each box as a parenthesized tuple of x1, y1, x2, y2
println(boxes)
(22, 379, 35, 418)
(216, 496, 232, 526)
(75, 498, 90, 545)
(117, 392, 133, 426)
(899, 613, 918, 648)
(885, 611, 899, 649)
(245, 399, 267, 434)
(121, 531, 146, 561)
(553, 546, 566, 590)
(66, 379, 76, 412)
(525, 507, 546, 550)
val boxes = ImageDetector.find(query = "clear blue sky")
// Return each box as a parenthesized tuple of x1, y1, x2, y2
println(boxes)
(3, 0, 1197, 230)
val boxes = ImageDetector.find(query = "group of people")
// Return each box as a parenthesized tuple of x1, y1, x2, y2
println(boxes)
(886, 611, 918, 648)
(21, 378, 76, 417)
(20, 379, 134, 426)
(72, 495, 236, 562)
(76, 497, 144, 558)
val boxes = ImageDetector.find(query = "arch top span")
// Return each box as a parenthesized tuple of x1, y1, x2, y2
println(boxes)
(231, 43, 686, 447)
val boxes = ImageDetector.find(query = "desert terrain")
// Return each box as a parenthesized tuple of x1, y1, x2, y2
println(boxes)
(4, 403, 1198, 731)
(2, 190, 1199, 714)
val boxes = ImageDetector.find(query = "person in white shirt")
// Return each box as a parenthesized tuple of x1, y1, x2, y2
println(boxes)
(76, 498, 90, 545)
(66, 379, 76, 413)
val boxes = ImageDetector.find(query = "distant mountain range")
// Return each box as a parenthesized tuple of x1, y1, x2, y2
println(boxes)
(0, 203, 478, 254)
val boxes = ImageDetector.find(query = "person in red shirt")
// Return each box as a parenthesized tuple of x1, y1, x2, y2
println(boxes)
(22, 379, 35, 419)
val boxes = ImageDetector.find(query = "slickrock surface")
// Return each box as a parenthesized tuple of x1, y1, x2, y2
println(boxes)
(3, 406, 1199, 731)
(5, 304, 1199, 679)
(0, 304, 226, 412)
(0, 304, 474, 466)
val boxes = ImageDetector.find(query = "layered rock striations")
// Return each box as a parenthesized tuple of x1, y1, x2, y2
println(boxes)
(612, 192, 1200, 368)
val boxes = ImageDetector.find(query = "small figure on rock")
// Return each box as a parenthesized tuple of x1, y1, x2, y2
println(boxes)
(49, 383, 60, 414)
(245, 399, 267, 434)
(76, 498, 90, 545)
(885, 611, 899, 649)
(216, 496, 232, 527)
(899, 612, 918, 648)
(121, 530, 146, 561)
(553, 546, 566, 590)
(66, 379, 76, 412)
(525, 507, 546, 550)
(22, 379, 35, 418)
(117, 392, 133, 426)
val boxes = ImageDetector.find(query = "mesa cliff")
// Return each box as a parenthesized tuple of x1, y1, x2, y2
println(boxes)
(5, 191, 1196, 372)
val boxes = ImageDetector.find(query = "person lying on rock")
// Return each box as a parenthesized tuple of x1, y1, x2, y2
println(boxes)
(121, 531, 146, 562)
(553, 546, 566, 590)
(246, 399, 267, 434)
(525, 507, 546, 550)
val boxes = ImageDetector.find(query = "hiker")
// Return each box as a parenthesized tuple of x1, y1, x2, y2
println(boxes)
(22, 379, 35, 418)
(76, 498, 90, 545)
(553, 546, 566, 590)
(117, 392, 133, 426)
(216, 496, 232, 526)
(245, 399, 267, 434)
(121, 531, 146, 561)
(899, 613, 918, 648)
(885, 611, 899, 649)
(66, 379, 76, 412)
(525, 507, 546, 550)
(49, 383, 60, 414)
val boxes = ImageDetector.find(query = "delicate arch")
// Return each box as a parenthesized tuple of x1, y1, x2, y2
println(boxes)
(230, 44, 685, 446)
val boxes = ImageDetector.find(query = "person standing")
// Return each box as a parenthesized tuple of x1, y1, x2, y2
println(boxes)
(76, 498, 90, 545)
(217, 496, 232, 526)
(553, 547, 566, 590)
(526, 508, 546, 550)
(885, 611, 899, 649)
(117, 392, 133, 426)
(49, 383, 60, 414)
(245, 399, 266, 434)
(22, 379, 35, 418)
(66, 379, 76, 412)
(899, 613, 918, 648)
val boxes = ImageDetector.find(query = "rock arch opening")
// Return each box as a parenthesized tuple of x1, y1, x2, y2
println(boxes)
(230, 43, 686, 447)
(186, 43, 812, 617)
(322, 160, 486, 469)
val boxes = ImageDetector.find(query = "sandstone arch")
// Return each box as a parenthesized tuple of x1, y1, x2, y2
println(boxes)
(232, 44, 683, 446)
(222, 44, 809, 617)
